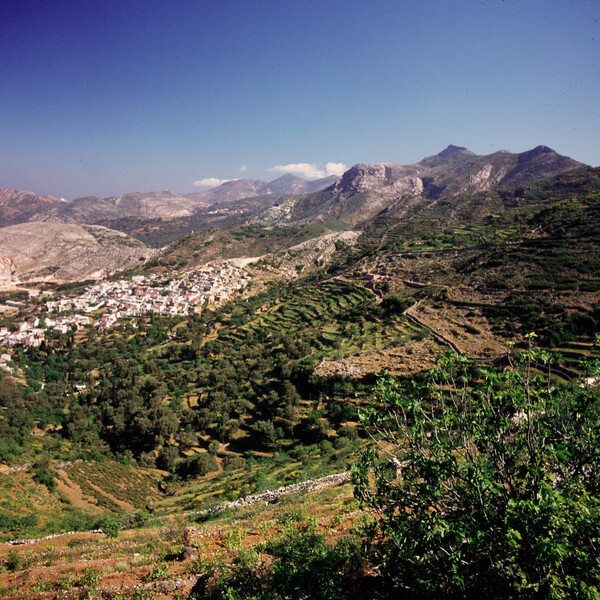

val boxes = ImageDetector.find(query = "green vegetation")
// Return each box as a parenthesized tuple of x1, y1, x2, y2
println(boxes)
(158, 221, 334, 267)
(353, 344, 600, 598)
(205, 520, 367, 600)
(0, 277, 414, 539)
(98, 513, 122, 538)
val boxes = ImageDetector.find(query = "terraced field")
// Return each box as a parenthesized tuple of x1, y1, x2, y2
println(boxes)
(59, 462, 163, 513)
(0, 462, 166, 545)
(220, 280, 427, 365)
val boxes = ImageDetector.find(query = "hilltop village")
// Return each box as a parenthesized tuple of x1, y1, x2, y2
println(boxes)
(1, 263, 247, 348)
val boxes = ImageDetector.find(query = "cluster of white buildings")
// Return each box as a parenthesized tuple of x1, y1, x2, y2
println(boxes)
(45, 265, 247, 330)
(0, 315, 90, 348)
(0, 264, 248, 346)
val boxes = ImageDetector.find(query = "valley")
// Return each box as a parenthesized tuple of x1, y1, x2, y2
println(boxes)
(0, 146, 599, 599)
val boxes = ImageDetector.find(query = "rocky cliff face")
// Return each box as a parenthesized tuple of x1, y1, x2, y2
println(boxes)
(0, 257, 17, 281)
(331, 163, 423, 200)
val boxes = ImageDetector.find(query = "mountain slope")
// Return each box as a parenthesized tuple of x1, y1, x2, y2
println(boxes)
(254, 145, 587, 228)
(0, 188, 68, 226)
(355, 165, 600, 253)
(39, 191, 207, 224)
(0, 222, 158, 282)
(186, 174, 338, 205)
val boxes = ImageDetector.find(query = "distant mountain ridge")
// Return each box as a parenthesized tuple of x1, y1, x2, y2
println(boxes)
(332, 145, 584, 201)
(0, 146, 587, 233)
(0, 188, 68, 226)
(0, 175, 338, 228)
(256, 145, 587, 227)
(47, 190, 205, 223)
(185, 173, 338, 205)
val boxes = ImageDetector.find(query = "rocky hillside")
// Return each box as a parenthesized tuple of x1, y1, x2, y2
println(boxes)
(33, 191, 207, 225)
(0, 188, 68, 226)
(0, 222, 158, 282)
(256, 145, 586, 227)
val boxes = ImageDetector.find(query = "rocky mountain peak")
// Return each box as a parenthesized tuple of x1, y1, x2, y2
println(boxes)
(261, 174, 310, 195)
(517, 145, 557, 163)
(270, 173, 304, 185)
(332, 163, 391, 196)
(437, 145, 475, 158)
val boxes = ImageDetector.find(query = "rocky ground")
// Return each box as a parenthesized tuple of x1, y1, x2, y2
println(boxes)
(0, 222, 158, 284)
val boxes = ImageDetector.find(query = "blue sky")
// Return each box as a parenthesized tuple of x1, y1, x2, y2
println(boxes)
(1, 0, 599, 199)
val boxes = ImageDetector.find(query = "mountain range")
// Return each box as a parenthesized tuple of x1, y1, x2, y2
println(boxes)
(0, 145, 592, 282)
(0, 145, 586, 229)
(186, 173, 339, 204)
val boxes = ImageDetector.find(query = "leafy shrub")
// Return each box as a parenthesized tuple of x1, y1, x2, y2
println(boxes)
(132, 510, 152, 528)
(206, 523, 369, 600)
(223, 455, 246, 471)
(464, 323, 481, 335)
(353, 345, 600, 599)
(0, 512, 39, 540)
(379, 295, 415, 317)
(5, 550, 21, 572)
(145, 564, 169, 582)
(32, 465, 57, 492)
(581, 280, 600, 292)
(97, 513, 121, 538)
(178, 452, 218, 478)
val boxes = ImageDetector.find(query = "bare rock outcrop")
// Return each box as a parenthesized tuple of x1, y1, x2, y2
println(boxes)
(331, 163, 423, 200)
(0, 257, 17, 280)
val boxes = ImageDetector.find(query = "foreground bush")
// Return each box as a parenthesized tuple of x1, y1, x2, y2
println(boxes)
(204, 521, 369, 600)
(353, 341, 600, 599)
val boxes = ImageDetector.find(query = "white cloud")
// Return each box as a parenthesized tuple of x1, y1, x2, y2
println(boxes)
(193, 177, 238, 188)
(268, 163, 324, 179)
(238, 165, 248, 172)
(325, 162, 347, 177)
(267, 161, 347, 180)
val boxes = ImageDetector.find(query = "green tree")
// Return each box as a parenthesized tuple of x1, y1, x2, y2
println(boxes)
(252, 419, 276, 449)
(31, 456, 57, 492)
(178, 451, 218, 477)
(353, 342, 600, 599)
(97, 513, 121, 538)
